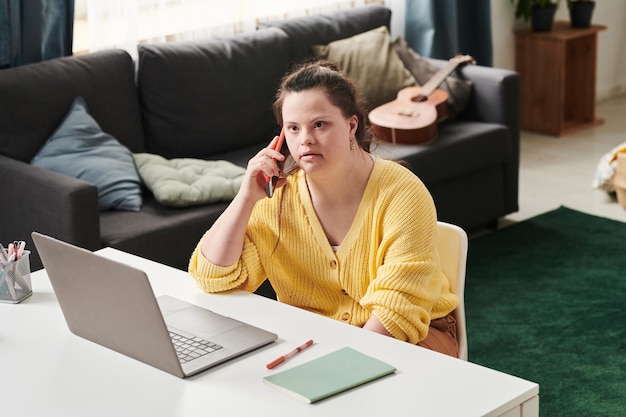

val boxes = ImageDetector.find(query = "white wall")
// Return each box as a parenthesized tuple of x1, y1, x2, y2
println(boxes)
(491, 1, 626, 101)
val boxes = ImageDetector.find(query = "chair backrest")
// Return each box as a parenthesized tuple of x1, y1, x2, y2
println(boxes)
(435, 221, 469, 360)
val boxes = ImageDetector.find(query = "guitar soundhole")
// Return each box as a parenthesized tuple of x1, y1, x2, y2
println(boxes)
(412, 95, 428, 103)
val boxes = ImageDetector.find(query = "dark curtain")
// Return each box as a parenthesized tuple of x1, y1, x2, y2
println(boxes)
(0, 0, 74, 69)
(404, 0, 492, 67)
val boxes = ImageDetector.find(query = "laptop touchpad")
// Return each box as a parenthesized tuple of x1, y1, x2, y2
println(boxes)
(165, 305, 241, 339)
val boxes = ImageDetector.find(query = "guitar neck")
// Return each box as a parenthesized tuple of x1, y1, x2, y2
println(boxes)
(420, 62, 460, 97)
(417, 57, 471, 99)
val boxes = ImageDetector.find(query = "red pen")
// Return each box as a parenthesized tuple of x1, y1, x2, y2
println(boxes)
(266, 339, 314, 369)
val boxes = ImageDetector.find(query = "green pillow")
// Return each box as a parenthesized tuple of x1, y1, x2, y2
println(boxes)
(31, 97, 143, 211)
(133, 153, 246, 208)
(312, 26, 416, 109)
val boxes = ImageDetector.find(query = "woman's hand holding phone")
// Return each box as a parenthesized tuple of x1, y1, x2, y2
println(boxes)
(201, 130, 287, 266)
(248, 130, 287, 199)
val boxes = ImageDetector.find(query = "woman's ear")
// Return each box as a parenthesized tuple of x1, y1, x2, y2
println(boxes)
(349, 114, 359, 136)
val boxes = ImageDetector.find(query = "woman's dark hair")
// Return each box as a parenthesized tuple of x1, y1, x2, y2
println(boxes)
(273, 60, 374, 157)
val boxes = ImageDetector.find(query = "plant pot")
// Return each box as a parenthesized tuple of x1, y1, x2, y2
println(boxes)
(570, 1, 595, 28)
(532, 5, 557, 32)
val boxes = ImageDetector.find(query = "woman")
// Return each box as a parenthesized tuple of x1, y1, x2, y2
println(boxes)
(189, 61, 460, 357)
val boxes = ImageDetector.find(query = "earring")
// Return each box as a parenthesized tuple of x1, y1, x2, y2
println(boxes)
(350, 137, 356, 150)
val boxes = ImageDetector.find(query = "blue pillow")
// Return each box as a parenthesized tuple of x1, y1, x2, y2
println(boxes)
(31, 97, 143, 211)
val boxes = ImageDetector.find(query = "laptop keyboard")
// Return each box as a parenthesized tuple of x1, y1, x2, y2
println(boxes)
(169, 331, 223, 364)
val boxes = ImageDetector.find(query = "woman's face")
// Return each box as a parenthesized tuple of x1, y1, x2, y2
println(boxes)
(281, 87, 358, 176)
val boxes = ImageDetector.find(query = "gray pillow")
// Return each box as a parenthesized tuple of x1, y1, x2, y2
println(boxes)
(31, 97, 143, 211)
(393, 37, 473, 120)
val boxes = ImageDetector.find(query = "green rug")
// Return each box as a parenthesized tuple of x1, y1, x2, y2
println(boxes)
(465, 207, 626, 417)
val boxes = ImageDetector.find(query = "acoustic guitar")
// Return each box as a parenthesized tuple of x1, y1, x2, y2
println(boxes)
(368, 54, 475, 145)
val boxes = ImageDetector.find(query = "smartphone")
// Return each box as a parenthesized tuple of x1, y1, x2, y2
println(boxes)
(265, 129, 286, 198)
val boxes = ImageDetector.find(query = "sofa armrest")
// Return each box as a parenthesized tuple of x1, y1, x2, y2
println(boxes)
(423, 59, 521, 219)
(454, 63, 520, 195)
(425, 58, 520, 134)
(459, 65, 520, 138)
(0, 155, 101, 270)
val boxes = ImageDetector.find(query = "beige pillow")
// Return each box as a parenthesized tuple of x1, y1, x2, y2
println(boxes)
(312, 26, 416, 110)
(393, 37, 473, 120)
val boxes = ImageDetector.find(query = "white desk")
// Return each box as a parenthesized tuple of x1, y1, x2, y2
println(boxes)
(1, 248, 539, 417)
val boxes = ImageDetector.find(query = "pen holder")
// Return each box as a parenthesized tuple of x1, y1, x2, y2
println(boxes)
(0, 250, 33, 304)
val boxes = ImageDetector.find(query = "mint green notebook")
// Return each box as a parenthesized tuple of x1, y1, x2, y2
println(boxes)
(263, 347, 396, 403)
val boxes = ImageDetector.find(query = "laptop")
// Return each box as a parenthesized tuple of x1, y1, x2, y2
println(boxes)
(31, 232, 277, 378)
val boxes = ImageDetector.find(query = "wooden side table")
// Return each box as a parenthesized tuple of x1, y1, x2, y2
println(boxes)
(515, 21, 606, 136)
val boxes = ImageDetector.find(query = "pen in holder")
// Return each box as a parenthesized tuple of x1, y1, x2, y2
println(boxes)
(0, 250, 33, 304)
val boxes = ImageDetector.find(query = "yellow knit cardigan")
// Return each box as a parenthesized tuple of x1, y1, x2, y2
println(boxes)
(189, 157, 459, 344)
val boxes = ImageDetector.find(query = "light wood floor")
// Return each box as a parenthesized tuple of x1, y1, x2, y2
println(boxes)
(500, 93, 626, 228)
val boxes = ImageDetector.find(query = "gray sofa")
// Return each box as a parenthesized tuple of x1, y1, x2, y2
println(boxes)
(0, 4, 519, 287)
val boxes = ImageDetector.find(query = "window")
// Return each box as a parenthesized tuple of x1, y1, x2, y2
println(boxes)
(73, 0, 384, 58)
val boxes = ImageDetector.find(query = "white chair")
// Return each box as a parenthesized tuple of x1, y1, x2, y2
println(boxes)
(435, 221, 469, 361)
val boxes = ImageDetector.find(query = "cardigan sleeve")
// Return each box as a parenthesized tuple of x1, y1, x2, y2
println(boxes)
(188, 230, 268, 294)
(359, 167, 459, 344)
(187, 180, 294, 295)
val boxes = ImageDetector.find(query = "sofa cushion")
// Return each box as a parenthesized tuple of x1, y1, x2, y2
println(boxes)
(393, 37, 473, 120)
(373, 121, 511, 185)
(133, 153, 245, 207)
(0, 49, 144, 163)
(312, 26, 415, 110)
(31, 97, 143, 211)
(260, 4, 392, 64)
(137, 27, 291, 160)
(99, 196, 230, 270)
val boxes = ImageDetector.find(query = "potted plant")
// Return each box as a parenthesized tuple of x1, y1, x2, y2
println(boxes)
(512, 0, 560, 32)
(567, 0, 595, 28)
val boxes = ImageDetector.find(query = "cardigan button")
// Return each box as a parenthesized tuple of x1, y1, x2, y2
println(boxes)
(341, 312, 350, 321)
(330, 260, 337, 269)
